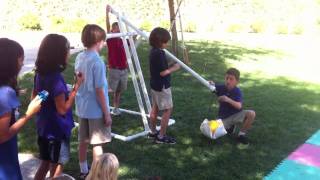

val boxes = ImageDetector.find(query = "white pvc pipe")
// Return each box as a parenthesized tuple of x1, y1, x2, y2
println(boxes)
(125, 22, 152, 113)
(106, 32, 137, 39)
(112, 131, 149, 141)
(110, 107, 176, 123)
(117, 18, 150, 131)
(109, 6, 216, 92)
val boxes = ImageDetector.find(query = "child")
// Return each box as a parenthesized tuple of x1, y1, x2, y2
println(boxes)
(148, 27, 180, 144)
(0, 38, 42, 180)
(85, 153, 119, 180)
(106, 5, 128, 116)
(211, 68, 255, 145)
(75, 24, 112, 179)
(33, 34, 84, 179)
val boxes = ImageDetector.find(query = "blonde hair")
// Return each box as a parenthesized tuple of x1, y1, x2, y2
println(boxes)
(86, 153, 119, 180)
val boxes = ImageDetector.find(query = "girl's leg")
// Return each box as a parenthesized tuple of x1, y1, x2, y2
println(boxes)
(50, 163, 63, 178)
(34, 160, 50, 180)
(92, 144, 103, 162)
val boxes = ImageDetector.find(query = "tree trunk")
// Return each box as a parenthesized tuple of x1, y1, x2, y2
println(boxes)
(168, 0, 178, 56)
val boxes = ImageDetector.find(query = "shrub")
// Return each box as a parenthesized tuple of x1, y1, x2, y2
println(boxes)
(140, 20, 153, 32)
(18, 12, 42, 31)
(227, 23, 243, 33)
(160, 20, 170, 30)
(276, 24, 288, 34)
(292, 25, 304, 35)
(184, 21, 197, 32)
(250, 20, 266, 33)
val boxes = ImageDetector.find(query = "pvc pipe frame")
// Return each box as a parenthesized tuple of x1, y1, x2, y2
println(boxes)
(110, 107, 175, 141)
(109, 6, 216, 92)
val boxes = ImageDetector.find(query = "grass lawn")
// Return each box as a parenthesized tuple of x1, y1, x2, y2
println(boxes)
(17, 39, 320, 179)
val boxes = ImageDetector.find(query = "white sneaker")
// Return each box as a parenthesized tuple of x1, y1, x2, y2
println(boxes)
(112, 108, 121, 116)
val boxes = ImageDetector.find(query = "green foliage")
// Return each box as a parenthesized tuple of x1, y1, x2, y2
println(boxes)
(292, 25, 304, 35)
(227, 23, 243, 33)
(160, 20, 170, 30)
(250, 20, 266, 33)
(276, 24, 289, 34)
(184, 21, 197, 32)
(18, 12, 42, 31)
(140, 20, 153, 32)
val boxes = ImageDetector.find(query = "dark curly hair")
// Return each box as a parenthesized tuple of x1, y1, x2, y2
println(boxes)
(149, 27, 171, 48)
(35, 34, 70, 75)
(0, 38, 24, 94)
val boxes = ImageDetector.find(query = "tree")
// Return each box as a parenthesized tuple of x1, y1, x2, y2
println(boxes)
(168, 0, 178, 56)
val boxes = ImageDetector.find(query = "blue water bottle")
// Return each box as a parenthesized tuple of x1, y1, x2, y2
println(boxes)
(38, 90, 49, 101)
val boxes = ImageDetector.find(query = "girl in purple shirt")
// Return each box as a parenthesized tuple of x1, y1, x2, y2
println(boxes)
(0, 38, 41, 180)
(32, 34, 83, 179)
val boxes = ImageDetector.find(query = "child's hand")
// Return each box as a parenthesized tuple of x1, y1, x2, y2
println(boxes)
(25, 96, 42, 117)
(218, 95, 231, 103)
(74, 72, 84, 91)
(104, 113, 112, 127)
(106, 5, 111, 13)
(208, 81, 215, 85)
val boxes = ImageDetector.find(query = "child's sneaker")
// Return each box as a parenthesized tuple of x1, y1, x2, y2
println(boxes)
(155, 135, 176, 144)
(112, 108, 121, 116)
(148, 130, 159, 139)
(237, 135, 249, 145)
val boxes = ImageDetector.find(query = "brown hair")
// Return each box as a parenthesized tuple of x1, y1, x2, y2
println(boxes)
(226, 68, 240, 81)
(35, 34, 70, 75)
(149, 27, 171, 48)
(81, 24, 106, 48)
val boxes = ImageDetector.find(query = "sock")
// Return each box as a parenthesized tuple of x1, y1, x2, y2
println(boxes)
(79, 160, 89, 174)
(238, 131, 246, 136)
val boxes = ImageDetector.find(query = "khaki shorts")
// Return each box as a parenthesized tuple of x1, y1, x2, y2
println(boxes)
(108, 68, 128, 92)
(78, 118, 112, 145)
(222, 110, 252, 129)
(151, 88, 173, 111)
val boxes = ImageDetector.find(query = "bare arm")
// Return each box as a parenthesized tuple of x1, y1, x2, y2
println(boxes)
(106, 5, 111, 33)
(160, 63, 180, 77)
(0, 97, 41, 143)
(96, 87, 112, 127)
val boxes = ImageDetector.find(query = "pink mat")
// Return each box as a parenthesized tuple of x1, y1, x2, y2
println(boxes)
(288, 143, 320, 168)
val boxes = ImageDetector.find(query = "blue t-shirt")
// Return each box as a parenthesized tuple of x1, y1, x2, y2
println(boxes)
(0, 86, 23, 180)
(75, 50, 110, 119)
(149, 48, 171, 91)
(34, 73, 74, 139)
(215, 84, 242, 119)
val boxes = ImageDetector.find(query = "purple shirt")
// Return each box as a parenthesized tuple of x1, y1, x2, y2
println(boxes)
(34, 73, 74, 139)
(215, 84, 242, 119)
(0, 86, 22, 180)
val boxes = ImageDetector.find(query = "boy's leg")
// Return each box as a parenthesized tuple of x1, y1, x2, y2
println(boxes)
(159, 108, 172, 137)
(239, 110, 256, 133)
(92, 144, 104, 161)
(113, 91, 121, 108)
(149, 104, 159, 133)
(78, 118, 89, 174)
(89, 118, 111, 161)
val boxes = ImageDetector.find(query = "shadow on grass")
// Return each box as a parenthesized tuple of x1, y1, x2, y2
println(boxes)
(16, 41, 320, 179)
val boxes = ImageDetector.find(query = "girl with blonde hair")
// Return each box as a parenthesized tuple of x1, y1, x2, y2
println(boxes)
(86, 153, 119, 180)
